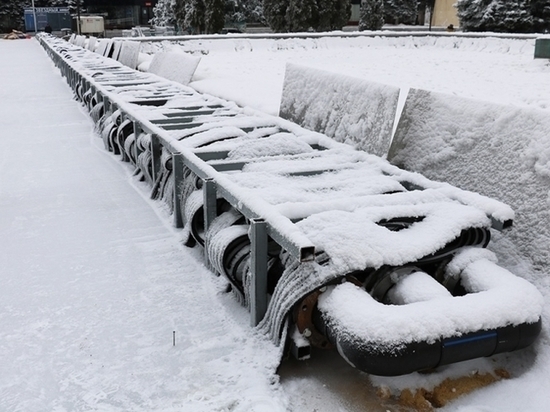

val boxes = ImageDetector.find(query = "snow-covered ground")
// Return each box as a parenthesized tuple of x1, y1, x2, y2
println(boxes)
(1, 33, 549, 412)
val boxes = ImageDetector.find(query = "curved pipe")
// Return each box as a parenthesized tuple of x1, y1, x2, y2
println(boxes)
(311, 255, 543, 376)
(316, 315, 541, 376)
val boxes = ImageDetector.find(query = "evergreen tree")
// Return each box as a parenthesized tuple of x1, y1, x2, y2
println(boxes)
(247, 0, 265, 23)
(264, 0, 289, 32)
(173, 0, 187, 31)
(0, 0, 27, 31)
(383, 0, 417, 24)
(184, 0, 206, 33)
(532, 0, 550, 32)
(205, 0, 225, 32)
(317, 0, 351, 31)
(225, 0, 264, 24)
(286, 0, 318, 31)
(456, 0, 492, 31)
(359, 0, 384, 31)
(264, 0, 350, 32)
(332, 0, 352, 30)
(484, 0, 533, 32)
(457, 0, 535, 32)
(152, 0, 176, 27)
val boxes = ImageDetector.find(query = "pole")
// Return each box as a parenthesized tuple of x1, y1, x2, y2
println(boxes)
(76, 0, 81, 35)
(31, 0, 38, 34)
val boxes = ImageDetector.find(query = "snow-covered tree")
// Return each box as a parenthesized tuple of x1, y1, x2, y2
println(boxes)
(182, 0, 206, 33)
(317, 0, 351, 31)
(0, 0, 27, 31)
(456, 0, 491, 30)
(383, 0, 417, 24)
(358, 0, 384, 30)
(173, 0, 187, 31)
(152, 0, 176, 27)
(484, 0, 533, 32)
(264, 0, 289, 31)
(247, 0, 265, 23)
(225, 0, 264, 24)
(286, 0, 318, 31)
(264, 0, 351, 32)
(457, 0, 534, 32)
(531, 0, 550, 32)
(205, 0, 225, 32)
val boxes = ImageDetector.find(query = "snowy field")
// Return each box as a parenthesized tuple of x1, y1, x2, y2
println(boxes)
(1, 33, 549, 412)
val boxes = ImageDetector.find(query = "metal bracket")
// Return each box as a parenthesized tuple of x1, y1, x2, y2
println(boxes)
(173, 153, 184, 228)
(250, 218, 268, 327)
(151, 134, 162, 184)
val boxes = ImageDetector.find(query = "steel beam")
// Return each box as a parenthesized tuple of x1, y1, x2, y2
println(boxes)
(250, 218, 268, 327)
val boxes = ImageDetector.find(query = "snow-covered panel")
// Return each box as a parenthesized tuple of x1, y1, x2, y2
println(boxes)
(95, 39, 113, 57)
(279, 63, 400, 157)
(147, 51, 201, 85)
(74, 35, 86, 48)
(388, 88, 550, 270)
(117, 40, 141, 70)
(87, 36, 97, 52)
(111, 40, 123, 60)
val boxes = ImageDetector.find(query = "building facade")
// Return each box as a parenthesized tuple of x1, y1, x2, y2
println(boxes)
(432, 0, 459, 28)
(83, 0, 157, 29)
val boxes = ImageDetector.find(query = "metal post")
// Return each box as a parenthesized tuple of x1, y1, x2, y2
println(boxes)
(76, 0, 81, 35)
(151, 134, 162, 184)
(31, 0, 38, 35)
(172, 153, 184, 228)
(202, 178, 218, 269)
(250, 218, 268, 327)
(203, 179, 217, 231)
(133, 121, 142, 165)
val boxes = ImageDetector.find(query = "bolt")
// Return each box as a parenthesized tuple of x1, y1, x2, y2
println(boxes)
(303, 328, 312, 337)
(319, 286, 327, 293)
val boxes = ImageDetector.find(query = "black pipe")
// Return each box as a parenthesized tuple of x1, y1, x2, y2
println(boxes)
(314, 308, 541, 376)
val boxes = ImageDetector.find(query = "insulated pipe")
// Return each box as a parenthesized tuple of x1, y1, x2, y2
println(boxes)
(313, 256, 543, 376)
(317, 316, 541, 376)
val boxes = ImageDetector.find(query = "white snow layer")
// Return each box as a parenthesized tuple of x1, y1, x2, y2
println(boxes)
(0, 39, 287, 412)
(319, 248, 543, 346)
(279, 63, 400, 157)
(116, 40, 141, 69)
(147, 51, 201, 85)
(388, 88, 550, 272)
(3, 32, 550, 412)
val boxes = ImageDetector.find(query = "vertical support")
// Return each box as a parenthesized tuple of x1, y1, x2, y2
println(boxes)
(203, 179, 217, 270)
(173, 153, 184, 228)
(103, 94, 111, 114)
(250, 218, 268, 327)
(203, 178, 217, 231)
(151, 134, 162, 184)
(133, 121, 142, 165)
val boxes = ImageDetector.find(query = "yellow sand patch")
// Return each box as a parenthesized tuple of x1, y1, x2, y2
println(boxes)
(380, 369, 509, 411)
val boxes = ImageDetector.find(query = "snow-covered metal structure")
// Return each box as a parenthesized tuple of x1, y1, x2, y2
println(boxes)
(37, 34, 543, 377)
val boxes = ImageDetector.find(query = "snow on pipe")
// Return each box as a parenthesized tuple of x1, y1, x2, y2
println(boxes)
(37, 34, 543, 376)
